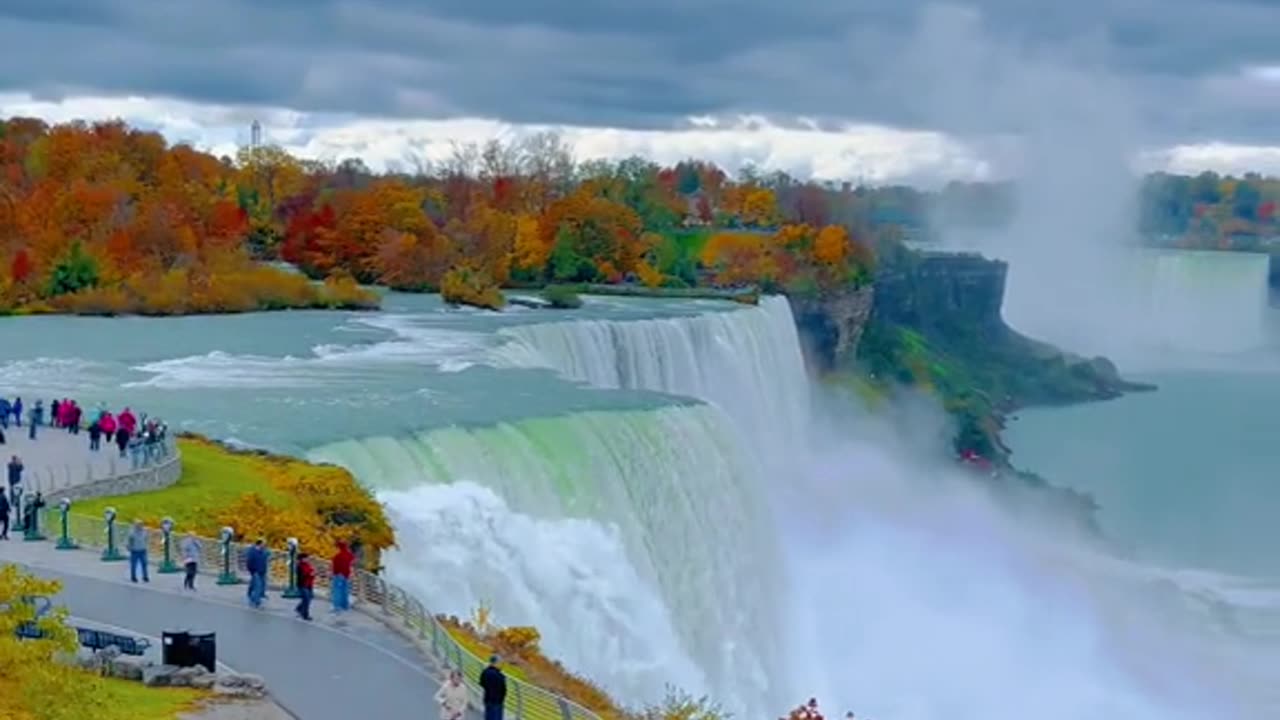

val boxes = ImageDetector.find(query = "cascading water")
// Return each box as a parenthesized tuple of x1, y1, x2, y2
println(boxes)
(1144, 250, 1269, 356)
(311, 292, 1271, 719)
(496, 296, 812, 472)
(310, 405, 786, 714)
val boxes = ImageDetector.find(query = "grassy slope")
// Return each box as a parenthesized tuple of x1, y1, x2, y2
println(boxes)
(76, 437, 290, 526)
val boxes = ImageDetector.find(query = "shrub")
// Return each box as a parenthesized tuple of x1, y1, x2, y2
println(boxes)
(442, 267, 505, 310)
(541, 284, 583, 309)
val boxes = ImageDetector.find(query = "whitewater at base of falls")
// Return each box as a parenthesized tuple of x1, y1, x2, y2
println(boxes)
(378, 481, 708, 707)
(310, 404, 784, 715)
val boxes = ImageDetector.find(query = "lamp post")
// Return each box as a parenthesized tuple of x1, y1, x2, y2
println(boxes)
(282, 537, 301, 599)
(55, 498, 77, 550)
(216, 526, 240, 585)
(158, 517, 180, 573)
(101, 507, 124, 561)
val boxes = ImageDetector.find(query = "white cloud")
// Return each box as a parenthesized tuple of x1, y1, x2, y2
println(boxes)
(1, 92, 1279, 185)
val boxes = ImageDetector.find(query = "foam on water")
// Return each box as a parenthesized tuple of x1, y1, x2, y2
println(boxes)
(310, 405, 782, 714)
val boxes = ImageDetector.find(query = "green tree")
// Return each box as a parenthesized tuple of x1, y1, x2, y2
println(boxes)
(46, 241, 99, 297)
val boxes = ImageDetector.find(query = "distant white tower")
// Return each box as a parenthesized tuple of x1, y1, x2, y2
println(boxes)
(250, 120, 262, 149)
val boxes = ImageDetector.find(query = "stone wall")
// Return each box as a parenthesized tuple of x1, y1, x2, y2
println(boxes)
(51, 453, 182, 502)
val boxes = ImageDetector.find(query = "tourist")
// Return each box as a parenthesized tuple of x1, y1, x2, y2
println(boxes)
(119, 407, 137, 438)
(294, 552, 316, 621)
(50, 399, 61, 428)
(245, 539, 269, 608)
(11, 397, 22, 427)
(115, 425, 130, 458)
(0, 489, 9, 540)
(0, 397, 10, 429)
(435, 669, 470, 720)
(7, 455, 22, 501)
(479, 655, 508, 720)
(100, 411, 116, 443)
(181, 532, 201, 591)
(28, 400, 43, 439)
(330, 540, 355, 612)
(126, 520, 150, 583)
(88, 420, 102, 451)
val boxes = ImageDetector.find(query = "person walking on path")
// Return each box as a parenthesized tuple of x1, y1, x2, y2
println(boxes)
(181, 532, 201, 590)
(11, 397, 22, 427)
(126, 520, 150, 583)
(294, 552, 316, 621)
(0, 490, 9, 540)
(88, 421, 102, 451)
(27, 400, 43, 440)
(479, 655, 508, 720)
(435, 669, 470, 720)
(245, 539, 269, 608)
(330, 540, 355, 613)
(7, 455, 22, 503)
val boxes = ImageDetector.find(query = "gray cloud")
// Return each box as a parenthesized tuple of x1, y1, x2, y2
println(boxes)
(0, 0, 1277, 145)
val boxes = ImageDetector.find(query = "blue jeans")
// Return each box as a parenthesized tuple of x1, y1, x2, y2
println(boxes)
(484, 702, 505, 720)
(331, 575, 350, 611)
(295, 587, 313, 620)
(129, 550, 149, 582)
(247, 572, 266, 607)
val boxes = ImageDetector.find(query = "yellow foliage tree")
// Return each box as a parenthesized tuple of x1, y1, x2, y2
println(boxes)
(740, 188, 779, 227)
(812, 224, 849, 266)
(511, 214, 548, 276)
(0, 566, 118, 720)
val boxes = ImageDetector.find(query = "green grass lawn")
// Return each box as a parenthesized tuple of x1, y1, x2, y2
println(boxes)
(76, 436, 287, 527)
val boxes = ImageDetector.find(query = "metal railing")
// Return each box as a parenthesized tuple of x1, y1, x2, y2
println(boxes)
(36, 510, 607, 720)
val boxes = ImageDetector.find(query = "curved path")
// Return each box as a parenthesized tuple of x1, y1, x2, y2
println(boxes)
(2, 539, 474, 720)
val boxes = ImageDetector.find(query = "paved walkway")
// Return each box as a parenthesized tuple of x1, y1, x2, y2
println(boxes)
(3, 424, 123, 493)
(1, 539, 473, 720)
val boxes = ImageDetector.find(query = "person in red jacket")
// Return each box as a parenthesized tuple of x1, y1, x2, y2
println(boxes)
(330, 541, 355, 613)
(295, 552, 316, 621)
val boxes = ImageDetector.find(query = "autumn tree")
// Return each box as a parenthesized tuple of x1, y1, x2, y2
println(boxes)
(540, 189, 643, 283)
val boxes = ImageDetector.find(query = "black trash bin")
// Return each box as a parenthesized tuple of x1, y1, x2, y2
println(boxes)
(161, 630, 193, 667)
(189, 632, 217, 673)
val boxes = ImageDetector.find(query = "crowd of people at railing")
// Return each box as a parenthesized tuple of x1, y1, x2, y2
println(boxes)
(0, 396, 173, 541)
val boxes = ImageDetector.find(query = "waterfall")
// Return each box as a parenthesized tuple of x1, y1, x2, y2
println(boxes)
(497, 296, 813, 469)
(310, 405, 785, 714)
(1144, 250, 1269, 356)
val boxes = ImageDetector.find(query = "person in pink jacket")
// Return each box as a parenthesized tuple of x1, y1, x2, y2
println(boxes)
(118, 407, 137, 436)
(100, 412, 117, 442)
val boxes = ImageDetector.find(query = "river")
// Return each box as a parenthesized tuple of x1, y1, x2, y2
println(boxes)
(1, 272, 1276, 719)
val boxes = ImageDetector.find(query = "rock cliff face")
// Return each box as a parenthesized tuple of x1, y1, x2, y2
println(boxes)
(871, 252, 1009, 340)
(788, 286, 874, 373)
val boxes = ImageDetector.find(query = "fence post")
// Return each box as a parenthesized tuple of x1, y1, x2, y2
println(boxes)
(557, 697, 572, 720)
(379, 577, 391, 615)
(452, 642, 463, 672)
(514, 682, 524, 720)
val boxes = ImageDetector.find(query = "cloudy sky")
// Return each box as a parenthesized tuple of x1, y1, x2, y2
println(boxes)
(2, 0, 1279, 184)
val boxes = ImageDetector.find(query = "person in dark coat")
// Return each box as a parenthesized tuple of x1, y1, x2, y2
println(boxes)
(479, 655, 508, 720)
(0, 490, 10, 540)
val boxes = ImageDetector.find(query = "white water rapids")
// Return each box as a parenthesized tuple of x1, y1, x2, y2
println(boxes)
(309, 296, 1276, 720)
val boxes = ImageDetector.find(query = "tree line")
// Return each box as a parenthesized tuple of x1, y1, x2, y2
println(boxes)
(0, 118, 896, 314)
